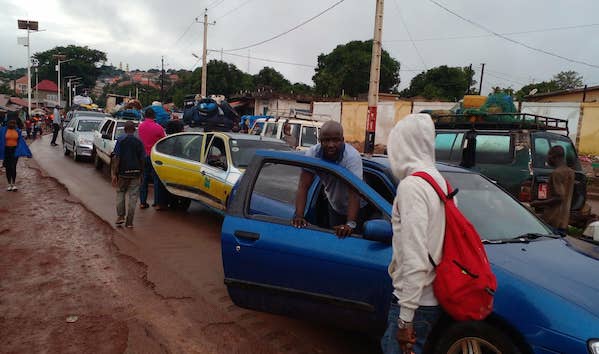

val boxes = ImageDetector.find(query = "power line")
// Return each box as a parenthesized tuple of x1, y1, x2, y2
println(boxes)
(223, 0, 346, 52)
(427, 0, 599, 69)
(384, 23, 599, 43)
(216, 0, 256, 20)
(173, 20, 197, 47)
(393, 0, 427, 71)
(485, 72, 526, 86)
(211, 50, 315, 68)
(206, 0, 225, 9)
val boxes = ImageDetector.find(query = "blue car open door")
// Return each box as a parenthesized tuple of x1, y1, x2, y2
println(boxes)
(222, 153, 394, 332)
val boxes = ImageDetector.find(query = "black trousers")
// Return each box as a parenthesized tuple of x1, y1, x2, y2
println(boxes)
(51, 123, 60, 144)
(3, 146, 18, 184)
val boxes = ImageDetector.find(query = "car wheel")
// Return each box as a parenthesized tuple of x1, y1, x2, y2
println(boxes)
(94, 151, 103, 170)
(173, 197, 191, 211)
(434, 321, 521, 354)
(72, 145, 79, 162)
(63, 141, 70, 156)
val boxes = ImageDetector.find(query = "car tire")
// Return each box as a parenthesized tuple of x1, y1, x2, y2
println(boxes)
(173, 197, 191, 211)
(73, 145, 79, 162)
(94, 151, 103, 170)
(63, 141, 70, 156)
(434, 321, 521, 354)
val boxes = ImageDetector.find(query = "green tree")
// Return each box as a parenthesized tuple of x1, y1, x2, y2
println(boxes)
(491, 86, 515, 96)
(401, 65, 475, 101)
(313, 40, 400, 97)
(553, 70, 583, 90)
(253, 67, 291, 92)
(290, 82, 313, 95)
(515, 81, 559, 100)
(33, 45, 107, 98)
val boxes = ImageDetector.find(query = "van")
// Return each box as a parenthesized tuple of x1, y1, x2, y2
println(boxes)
(250, 117, 323, 151)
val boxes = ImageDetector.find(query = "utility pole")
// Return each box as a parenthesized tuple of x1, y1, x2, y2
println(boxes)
(478, 63, 485, 95)
(466, 63, 472, 95)
(196, 9, 215, 98)
(160, 56, 165, 102)
(364, 0, 384, 154)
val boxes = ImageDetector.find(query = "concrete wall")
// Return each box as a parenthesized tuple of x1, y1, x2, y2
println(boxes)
(412, 102, 456, 113)
(579, 103, 599, 156)
(532, 90, 599, 103)
(340, 101, 413, 146)
(312, 102, 341, 122)
(255, 98, 311, 116)
(521, 102, 581, 143)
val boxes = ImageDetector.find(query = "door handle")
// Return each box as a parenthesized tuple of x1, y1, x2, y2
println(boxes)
(201, 170, 206, 175)
(234, 231, 260, 241)
(154, 160, 163, 165)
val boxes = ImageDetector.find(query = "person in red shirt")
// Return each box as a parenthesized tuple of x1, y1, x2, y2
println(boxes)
(138, 108, 167, 210)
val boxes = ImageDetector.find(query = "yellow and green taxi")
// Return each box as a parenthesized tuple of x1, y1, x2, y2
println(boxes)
(151, 132, 292, 212)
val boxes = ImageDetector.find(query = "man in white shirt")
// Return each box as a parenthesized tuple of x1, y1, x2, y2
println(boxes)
(50, 105, 61, 146)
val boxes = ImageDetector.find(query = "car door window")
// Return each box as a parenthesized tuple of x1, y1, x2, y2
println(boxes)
(99, 121, 111, 135)
(205, 137, 227, 170)
(533, 136, 580, 170)
(156, 134, 204, 161)
(475, 134, 513, 164)
(263, 122, 278, 138)
(301, 126, 318, 147)
(104, 121, 115, 139)
(435, 133, 457, 161)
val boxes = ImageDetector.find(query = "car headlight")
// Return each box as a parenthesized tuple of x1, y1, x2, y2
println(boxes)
(78, 137, 93, 145)
(589, 340, 599, 354)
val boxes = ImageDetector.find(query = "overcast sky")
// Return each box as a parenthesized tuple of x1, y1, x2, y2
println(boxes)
(1, 0, 598, 94)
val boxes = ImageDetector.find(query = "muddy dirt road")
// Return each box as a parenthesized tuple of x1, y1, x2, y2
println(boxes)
(0, 135, 379, 353)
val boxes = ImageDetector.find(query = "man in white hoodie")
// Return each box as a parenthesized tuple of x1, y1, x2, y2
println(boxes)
(381, 114, 446, 354)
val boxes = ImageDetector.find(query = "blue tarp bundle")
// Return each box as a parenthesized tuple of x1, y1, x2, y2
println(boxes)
(144, 105, 171, 126)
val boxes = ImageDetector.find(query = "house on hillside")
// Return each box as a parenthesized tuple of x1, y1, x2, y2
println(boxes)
(230, 87, 313, 117)
(33, 80, 59, 106)
(526, 85, 599, 103)
(9, 76, 28, 96)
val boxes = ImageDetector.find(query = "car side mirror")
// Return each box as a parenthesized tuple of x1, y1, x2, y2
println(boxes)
(363, 219, 393, 243)
(66, 127, 74, 132)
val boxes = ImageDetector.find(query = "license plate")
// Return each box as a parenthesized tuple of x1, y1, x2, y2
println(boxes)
(538, 183, 548, 199)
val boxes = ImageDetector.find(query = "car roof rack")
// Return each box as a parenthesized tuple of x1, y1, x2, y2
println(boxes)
(431, 113, 569, 135)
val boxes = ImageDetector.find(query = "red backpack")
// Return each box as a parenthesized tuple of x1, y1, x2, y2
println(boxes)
(412, 172, 497, 321)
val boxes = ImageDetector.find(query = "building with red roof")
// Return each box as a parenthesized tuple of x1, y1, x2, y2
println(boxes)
(33, 80, 59, 106)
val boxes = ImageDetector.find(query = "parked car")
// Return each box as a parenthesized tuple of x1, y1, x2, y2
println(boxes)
(151, 132, 292, 212)
(92, 117, 139, 170)
(62, 110, 109, 140)
(433, 113, 588, 226)
(222, 150, 599, 353)
(62, 115, 104, 161)
(250, 117, 322, 150)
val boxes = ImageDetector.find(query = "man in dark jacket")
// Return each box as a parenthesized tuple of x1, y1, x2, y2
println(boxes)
(111, 121, 145, 228)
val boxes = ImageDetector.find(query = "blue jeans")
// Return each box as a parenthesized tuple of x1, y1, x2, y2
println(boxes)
(140, 156, 165, 206)
(381, 302, 442, 354)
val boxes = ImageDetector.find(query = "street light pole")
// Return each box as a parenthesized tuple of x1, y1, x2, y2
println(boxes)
(364, 0, 385, 154)
(54, 55, 72, 107)
(18, 19, 39, 116)
(196, 9, 215, 98)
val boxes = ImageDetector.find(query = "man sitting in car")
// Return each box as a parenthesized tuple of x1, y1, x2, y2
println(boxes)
(292, 121, 365, 237)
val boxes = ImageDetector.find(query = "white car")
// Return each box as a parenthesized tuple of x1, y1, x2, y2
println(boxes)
(250, 117, 322, 151)
(92, 117, 139, 169)
(63, 114, 106, 161)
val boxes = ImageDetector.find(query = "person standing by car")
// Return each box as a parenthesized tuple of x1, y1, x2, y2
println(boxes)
(292, 121, 364, 237)
(381, 114, 446, 354)
(1, 119, 32, 191)
(530, 145, 575, 235)
(138, 108, 167, 210)
(282, 122, 298, 149)
(50, 105, 61, 146)
(111, 121, 145, 227)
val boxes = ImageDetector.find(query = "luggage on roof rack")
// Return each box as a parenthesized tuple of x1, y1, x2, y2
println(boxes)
(431, 113, 569, 134)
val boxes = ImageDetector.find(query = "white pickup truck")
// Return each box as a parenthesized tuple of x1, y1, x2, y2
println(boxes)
(92, 117, 139, 170)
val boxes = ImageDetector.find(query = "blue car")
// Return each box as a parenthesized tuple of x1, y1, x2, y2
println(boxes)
(221, 150, 599, 354)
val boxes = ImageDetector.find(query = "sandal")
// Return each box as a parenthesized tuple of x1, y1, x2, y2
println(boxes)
(140, 203, 150, 209)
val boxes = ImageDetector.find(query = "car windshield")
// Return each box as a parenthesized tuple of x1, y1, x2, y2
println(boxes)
(77, 120, 101, 132)
(229, 139, 292, 168)
(442, 172, 552, 241)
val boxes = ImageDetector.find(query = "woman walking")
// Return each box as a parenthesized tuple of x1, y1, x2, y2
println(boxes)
(0, 119, 32, 191)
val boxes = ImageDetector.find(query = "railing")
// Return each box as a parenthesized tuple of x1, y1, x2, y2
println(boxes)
(431, 113, 569, 134)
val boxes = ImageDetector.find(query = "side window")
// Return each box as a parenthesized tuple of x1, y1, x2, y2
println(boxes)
(249, 163, 303, 219)
(67, 118, 77, 129)
(534, 136, 579, 169)
(99, 121, 111, 135)
(435, 133, 457, 161)
(159, 134, 204, 161)
(264, 123, 278, 138)
(301, 126, 318, 147)
(533, 138, 550, 168)
(104, 121, 115, 138)
(205, 137, 227, 170)
(475, 134, 512, 164)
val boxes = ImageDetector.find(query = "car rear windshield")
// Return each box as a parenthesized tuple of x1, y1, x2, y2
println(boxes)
(533, 135, 581, 170)
(229, 139, 291, 168)
(115, 122, 138, 139)
(443, 172, 551, 241)
(77, 120, 101, 132)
